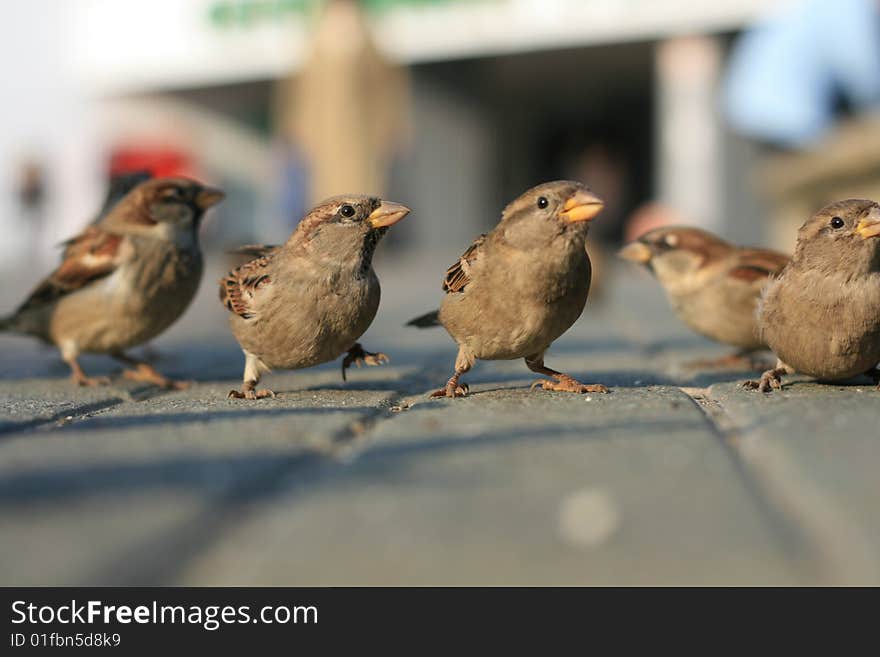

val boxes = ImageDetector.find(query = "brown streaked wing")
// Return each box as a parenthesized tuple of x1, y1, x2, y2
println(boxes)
(728, 249, 789, 282)
(219, 245, 279, 319)
(442, 233, 486, 294)
(16, 227, 125, 314)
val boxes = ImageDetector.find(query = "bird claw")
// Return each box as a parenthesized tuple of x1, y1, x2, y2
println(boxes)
(122, 364, 189, 390)
(530, 377, 609, 394)
(741, 370, 782, 393)
(227, 388, 275, 400)
(430, 383, 469, 398)
(73, 375, 111, 387)
(341, 345, 389, 381)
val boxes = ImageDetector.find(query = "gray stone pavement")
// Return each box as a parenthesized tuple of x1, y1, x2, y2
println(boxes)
(1, 251, 878, 585)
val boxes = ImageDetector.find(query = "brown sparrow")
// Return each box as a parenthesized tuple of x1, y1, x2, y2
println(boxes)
(220, 195, 410, 400)
(407, 181, 607, 398)
(1, 177, 224, 388)
(745, 199, 880, 392)
(618, 226, 789, 368)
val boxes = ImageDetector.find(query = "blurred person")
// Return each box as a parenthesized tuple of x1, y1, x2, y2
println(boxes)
(275, 0, 410, 210)
(724, 0, 880, 148)
(16, 159, 46, 265)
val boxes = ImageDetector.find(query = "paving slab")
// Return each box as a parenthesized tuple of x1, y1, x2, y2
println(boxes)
(181, 386, 807, 586)
(708, 381, 880, 585)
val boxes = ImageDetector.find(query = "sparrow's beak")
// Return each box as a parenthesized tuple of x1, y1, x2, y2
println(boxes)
(617, 241, 653, 264)
(856, 207, 880, 239)
(559, 190, 604, 224)
(368, 201, 411, 228)
(196, 187, 225, 210)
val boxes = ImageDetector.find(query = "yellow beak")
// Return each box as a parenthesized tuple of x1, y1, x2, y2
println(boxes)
(368, 201, 411, 228)
(559, 190, 604, 223)
(856, 208, 880, 239)
(196, 187, 225, 209)
(617, 241, 653, 264)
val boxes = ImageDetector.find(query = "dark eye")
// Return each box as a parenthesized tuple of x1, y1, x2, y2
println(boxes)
(830, 216, 845, 229)
(340, 204, 356, 218)
(537, 197, 549, 209)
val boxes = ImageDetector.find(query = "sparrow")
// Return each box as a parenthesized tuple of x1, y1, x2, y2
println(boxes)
(618, 227, 789, 367)
(220, 195, 410, 400)
(0, 177, 225, 388)
(744, 199, 880, 392)
(407, 180, 607, 398)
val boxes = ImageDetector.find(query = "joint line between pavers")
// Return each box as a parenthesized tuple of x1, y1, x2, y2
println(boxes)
(681, 386, 880, 585)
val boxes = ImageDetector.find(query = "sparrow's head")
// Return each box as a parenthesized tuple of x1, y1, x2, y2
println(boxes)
(794, 199, 880, 275)
(618, 226, 733, 285)
(500, 180, 604, 248)
(107, 177, 225, 238)
(292, 194, 410, 267)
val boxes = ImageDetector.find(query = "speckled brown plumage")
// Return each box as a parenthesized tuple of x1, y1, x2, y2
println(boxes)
(0, 177, 224, 387)
(220, 195, 410, 400)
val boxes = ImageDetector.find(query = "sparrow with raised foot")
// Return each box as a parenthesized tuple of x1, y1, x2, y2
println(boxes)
(0, 177, 225, 388)
(618, 227, 788, 368)
(220, 195, 409, 400)
(407, 181, 607, 398)
(744, 199, 880, 392)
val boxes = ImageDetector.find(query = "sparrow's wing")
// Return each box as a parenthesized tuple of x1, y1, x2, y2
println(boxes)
(219, 245, 279, 319)
(443, 233, 487, 293)
(227, 245, 280, 258)
(16, 227, 126, 314)
(728, 249, 789, 282)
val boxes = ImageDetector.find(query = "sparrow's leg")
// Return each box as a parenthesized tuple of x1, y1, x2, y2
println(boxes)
(228, 351, 275, 400)
(65, 357, 111, 387)
(429, 347, 473, 398)
(685, 349, 772, 371)
(341, 343, 389, 381)
(526, 352, 609, 394)
(60, 342, 110, 387)
(742, 359, 794, 393)
(112, 352, 190, 390)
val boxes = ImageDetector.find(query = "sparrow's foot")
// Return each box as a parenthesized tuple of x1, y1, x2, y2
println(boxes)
(530, 375, 609, 394)
(429, 382, 469, 398)
(122, 363, 190, 390)
(66, 357, 110, 387)
(227, 388, 276, 400)
(341, 343, 389, 381)
(742, 368, 784, 393)
(72, 373, 111, 387)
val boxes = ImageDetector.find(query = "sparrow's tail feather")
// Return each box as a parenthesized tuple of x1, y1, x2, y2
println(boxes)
(0, 314, 15, 332)
(406, 310, 441, 328)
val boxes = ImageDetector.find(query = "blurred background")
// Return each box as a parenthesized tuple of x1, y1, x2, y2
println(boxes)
(1, 0, 879, 274)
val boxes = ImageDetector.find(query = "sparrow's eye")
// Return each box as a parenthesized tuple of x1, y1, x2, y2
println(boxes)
(160, 189, 183, 203)
(537, 197, 549, 209)
(830, 216, 845, 229)
(664, 234, 679, 248)
(340, 204, 356, 218)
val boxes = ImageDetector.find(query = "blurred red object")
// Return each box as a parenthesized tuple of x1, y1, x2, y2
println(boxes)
(109, 147, 194, 178)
